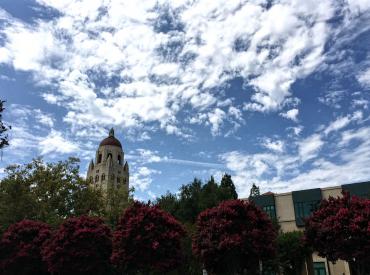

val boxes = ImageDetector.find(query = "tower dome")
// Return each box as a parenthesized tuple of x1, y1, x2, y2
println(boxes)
(99, 128, 122, 148)
(87, 127, 129, 192)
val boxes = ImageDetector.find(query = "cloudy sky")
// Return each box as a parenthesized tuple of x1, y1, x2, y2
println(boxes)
(1, 0, 370, 200)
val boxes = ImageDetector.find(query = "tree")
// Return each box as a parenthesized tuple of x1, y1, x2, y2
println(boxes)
(304, 192, 370, 275)
(0, 220, 51, 275)
(249, 183, 260, 198)
(193, 199, 277, 275)
(0, 100, 11, 150)
(42, 216, 112, 275)
(111, 201, 186, 274)
(219, 173, 238, 201)
(177, 178, 203, 223)
(104, 184, 134, 228)
(277, 231, 312, 275)
(157, 175, 238, 225)
(155, 191, 180, 219)
(0, 158, 104, 231)
(200, 176, 219, 210)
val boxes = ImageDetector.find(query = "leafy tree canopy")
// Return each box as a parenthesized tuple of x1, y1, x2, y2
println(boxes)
(193, 199, 277, 275)
(111, 202, 186, 274)
(0, 158, 104, 231)
(0, 100, 11, 150)
(156, 174, 238, 224)
(0, 220, 51, 275)
(249, 183, 260, 198)
(304, 192, 370, 275)
(42, 216, 112, 275)
(277, 231, 312, 275)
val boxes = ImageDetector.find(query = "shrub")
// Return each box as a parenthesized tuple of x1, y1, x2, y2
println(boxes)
(0, 220, 51, 275)
(111, 201, 186, 273)
(193, 199, 277, 275)
(305, 192, 370, 275)
(42, 215, 112, 275)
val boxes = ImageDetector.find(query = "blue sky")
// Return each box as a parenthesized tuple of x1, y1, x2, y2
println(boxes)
(1, 0, 370, 200)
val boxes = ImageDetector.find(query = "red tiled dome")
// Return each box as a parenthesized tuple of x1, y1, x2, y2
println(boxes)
(99, 128, 122, 148)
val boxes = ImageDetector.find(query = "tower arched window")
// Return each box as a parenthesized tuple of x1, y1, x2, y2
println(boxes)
(118, 155, 122, 165)
(107, 153, 112, 160)
(89, 176, 93, 183)
(97, 153, 102, 163)
(117, 177, 121, 183)
(111, 174, 115, 181)
(95, 175, 99, 182)
(101, 174, 105, 181)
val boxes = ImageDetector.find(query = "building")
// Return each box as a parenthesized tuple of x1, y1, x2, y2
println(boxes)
(87, 128, 129, 192)
(251, 181, 370, 275)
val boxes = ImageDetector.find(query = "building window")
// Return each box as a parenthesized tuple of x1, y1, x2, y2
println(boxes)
(342, 181, 370, 198)
(117, 177, 120, 183)
(95, 175, 99, 182)
(262, 205, 276, 220)
(313, 262, 327, 275)
(123, 178, 127, 185)
(111, 174, 115, 181)
(97, 154, 102, 163)
(96, 170, 99, 173)
(118, 155, 122, 165)
(101, 174, 105, 181)
(292, 189, 322, 227)
(89, 176, 93, 183)
(107, 153, 112, 160)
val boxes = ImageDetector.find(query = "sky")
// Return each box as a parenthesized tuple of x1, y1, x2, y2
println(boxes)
(0, 0, 370, 200)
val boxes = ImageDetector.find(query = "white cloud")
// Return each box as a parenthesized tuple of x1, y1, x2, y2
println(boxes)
(280, 108, 299, 122)
(39, 130, 79, 155)
(261, 138, 284, 153)
(357, 68, 370, 88)
(221, 125, 370, 197)
(298, 134, 324, 162)
(318, 90, 346, 109)
(130, 166, 161, 191)
(324, 111, 363, 135)
(0, 0, 341, 136)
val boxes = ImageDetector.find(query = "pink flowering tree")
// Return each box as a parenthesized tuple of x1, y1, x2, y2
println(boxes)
(111, 201, 186, 273)
(0, 220, 51, 275)
(305, 192, 370, 275)
(42, 215, 112, 275)
(193, 199, 277, 275)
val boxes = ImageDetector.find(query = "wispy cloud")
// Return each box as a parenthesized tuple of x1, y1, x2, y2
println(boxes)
(0, 0, 358, 137)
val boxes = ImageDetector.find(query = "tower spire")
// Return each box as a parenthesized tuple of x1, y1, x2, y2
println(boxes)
(109, 127, 114, 137)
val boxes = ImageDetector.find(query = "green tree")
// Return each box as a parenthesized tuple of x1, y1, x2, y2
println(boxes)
(277, 231, 311, 275)
(200, 176, 219, 210)
(156, 191, 180, 220)
(219, 173, 238, 201)
(177, 178, 202, 223)
(0, 100, 11, 150)
(0, 158, 104, 231)
(105, 184, 134, 228)
(249, 183, 260, 198)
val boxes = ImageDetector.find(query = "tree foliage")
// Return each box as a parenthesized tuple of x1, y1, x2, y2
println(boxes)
(0, 100, 11, 150)
(42, 215, 112, 275)
(304, 192, 370, 275)
(156, 174, 238, 224)
(277, 231, 311, 275)
(249, 183, 260, 198)
(193, 199, 277, 275)
(111, 201, 186, 274)
(219, 173, 238, 201)
(105, 184, 134, 228)
(0, 158, 104, 231)
(0, 220, 51, 275)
